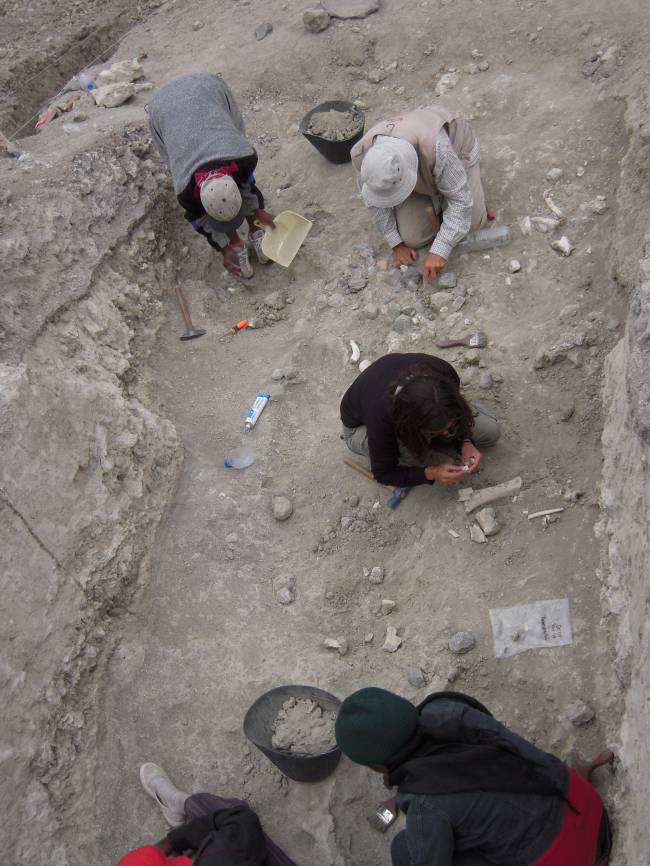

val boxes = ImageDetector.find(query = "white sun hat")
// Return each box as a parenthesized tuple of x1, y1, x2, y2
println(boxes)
(359, 137, 419, 208)
(200, 175, 243, 222)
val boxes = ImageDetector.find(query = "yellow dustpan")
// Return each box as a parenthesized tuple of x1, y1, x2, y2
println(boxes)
(258, 211, 313, 267)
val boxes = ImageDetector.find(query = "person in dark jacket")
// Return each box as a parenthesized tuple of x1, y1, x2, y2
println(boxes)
(148, 72, 276, 280)
(117, 763, 298, 866)
(335, 687, 613, 866)
(340, 353, 499, 488)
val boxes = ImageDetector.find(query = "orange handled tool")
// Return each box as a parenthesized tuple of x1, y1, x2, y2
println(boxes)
(226, 319, 249, 336)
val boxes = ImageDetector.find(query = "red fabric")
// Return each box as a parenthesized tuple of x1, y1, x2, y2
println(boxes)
(117, 844, 193, 866)
(532, 769, 604, 866)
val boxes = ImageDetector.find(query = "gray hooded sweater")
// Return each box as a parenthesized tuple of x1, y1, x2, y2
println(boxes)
(148, 72, 255, 194)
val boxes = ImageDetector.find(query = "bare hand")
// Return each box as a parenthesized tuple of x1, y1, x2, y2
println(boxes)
(424, 463, 466, 484)
(223, 243, 244, 277)
(392, 243, 417, 268)
(253, 208, 276, 229)
(461, 441, 482, 474)
(422, 252, 447, 283)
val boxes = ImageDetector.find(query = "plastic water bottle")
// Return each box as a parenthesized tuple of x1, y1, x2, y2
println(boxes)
(224, 447, 255, 469)
(78, 71, 95, 91)
(244, 392, 271, 432)
(458, 224, 510, 253)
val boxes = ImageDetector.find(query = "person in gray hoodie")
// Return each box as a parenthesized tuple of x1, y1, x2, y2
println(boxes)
(149, 72, 275, 279)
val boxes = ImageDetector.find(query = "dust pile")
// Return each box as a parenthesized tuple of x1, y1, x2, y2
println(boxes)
(307, 108, 364, 141)
(271, 698, 337, 754)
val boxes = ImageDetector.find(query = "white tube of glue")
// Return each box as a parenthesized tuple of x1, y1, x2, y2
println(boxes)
(244, 392, 271, 432)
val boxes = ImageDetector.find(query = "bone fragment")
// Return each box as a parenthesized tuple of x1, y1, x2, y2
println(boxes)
(543, 190, 565, 222)
(448, 529, 460, 538)
(350, 339, 361, 363)
(551, 236, 574, 256)
(527, 507, 565, 520)
(382, 625, 403, 653)
(470, 524, 487, 543)
(462, 476, 523, 513)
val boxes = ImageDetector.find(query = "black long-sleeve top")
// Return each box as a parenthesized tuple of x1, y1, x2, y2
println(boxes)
(397, 699, 568, 866)
(340, 353, 462, 487)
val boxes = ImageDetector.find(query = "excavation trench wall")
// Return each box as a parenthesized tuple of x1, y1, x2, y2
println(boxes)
(601, 70, 650, 865)
(0, 125, 189, 863)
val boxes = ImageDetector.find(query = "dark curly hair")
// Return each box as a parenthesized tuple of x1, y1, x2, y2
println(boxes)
(390, 363, 474, 462)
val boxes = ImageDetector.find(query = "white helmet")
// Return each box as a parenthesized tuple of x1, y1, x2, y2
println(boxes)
(200, 175, 243, 222)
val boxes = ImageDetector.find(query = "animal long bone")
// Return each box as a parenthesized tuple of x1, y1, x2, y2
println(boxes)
(461, 476, 523, 514)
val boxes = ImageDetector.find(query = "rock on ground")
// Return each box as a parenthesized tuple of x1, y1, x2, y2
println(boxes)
(448, 631, 477, 654)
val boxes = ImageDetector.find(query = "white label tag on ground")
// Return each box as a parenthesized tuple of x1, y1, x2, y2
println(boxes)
(489, 598, 572, 658)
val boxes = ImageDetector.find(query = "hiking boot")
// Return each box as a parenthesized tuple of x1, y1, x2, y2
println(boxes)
(249, 229, 270, 265)
(140, 763, 190, 827)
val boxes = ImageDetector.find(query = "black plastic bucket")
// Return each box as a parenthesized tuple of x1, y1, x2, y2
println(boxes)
(299, 100, 365, 164)
(243, 684, 342, 782)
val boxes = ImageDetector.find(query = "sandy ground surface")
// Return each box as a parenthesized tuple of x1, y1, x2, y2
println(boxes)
(3, 0, 648, 863)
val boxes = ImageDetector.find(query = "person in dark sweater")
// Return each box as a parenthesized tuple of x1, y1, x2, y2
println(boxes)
(340, 353, 499, 487)
(148, 73, 276, 280)
(335, 687, 613, 866)
(117, 763, 299, 866)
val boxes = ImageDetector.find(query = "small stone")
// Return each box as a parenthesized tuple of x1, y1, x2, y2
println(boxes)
(470, 524, 487, 544)
(463, 62, 480, 75)
(192, 20, 204, 30)
(383, 625, 403, 653)
(92, 82, 135, 108)
(448, 631, 477, 654)
(437, 271, 458, 289)
(546, 167, 563, 181)
(346, 272, 368, 293)
(576, 166, 585, 177)
(359, 359, 372, 372)
(254, 21, 273, 40)
(551, 236, 575, 257)
(393, 314, 412, 333)
(430, 291, 454, 310)
(349, 495, 360, 507)
(447, 665, 463, 683)
(368, 566, 385, 585)
(451, 296, 466, 312)
(477, 60, 490, 72)
(519, 216, 532, 236)
(464, 349, 481, 365)
(322, 0, 379, 18)
(367, 68, 386, 84)
(364, 303, 379, 320)
(328, 292, 346, 309)
(580, 196, 608, 215)
(271, 368, 288, 381)
(509, 259, 522, 273)
(364, 632, 374, 644)
(606, 318, 620, 332)
(409, 524, 423, 540)
(380, 599, 397, 615)
(478, 371, 494, 390)
(303, 8, 331, 32)
(247, 317, 264, 330)
(264, 291, 286, 310)
(407, 667, 427, 688)
(324, 637, 349, 656)
(272, 496, 293, 522)
(566, 700, 595, 726)
(276, 587, 295, 605)
(475, 507, 501, 536)
(274, 576, 296, 605)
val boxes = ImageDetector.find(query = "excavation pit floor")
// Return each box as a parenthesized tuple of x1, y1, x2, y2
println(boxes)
(2, 0, 646, 863)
